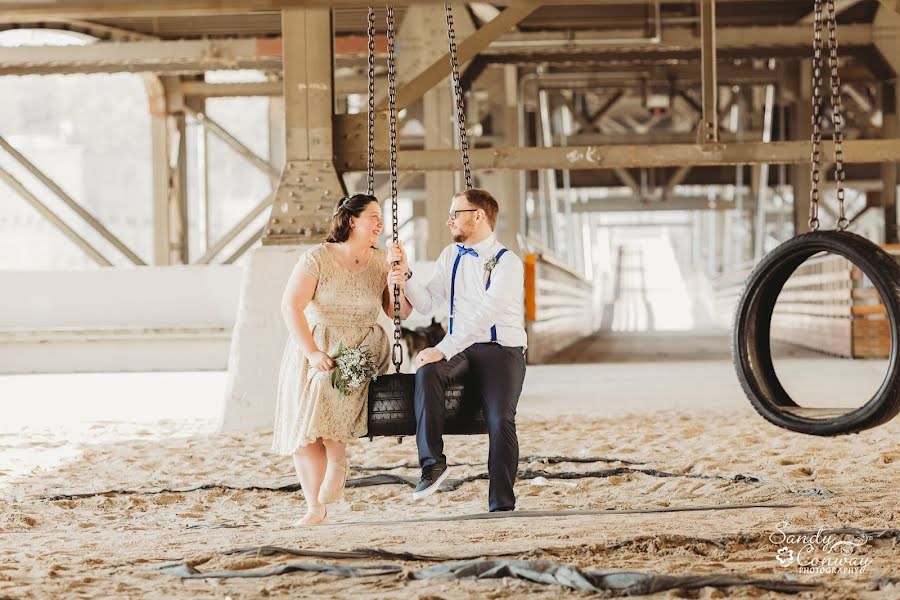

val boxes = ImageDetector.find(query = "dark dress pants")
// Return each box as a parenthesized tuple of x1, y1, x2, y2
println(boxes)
(414, 343, 526, 512)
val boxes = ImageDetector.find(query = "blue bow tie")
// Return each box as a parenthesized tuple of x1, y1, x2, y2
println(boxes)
(457, 245, 479, 258)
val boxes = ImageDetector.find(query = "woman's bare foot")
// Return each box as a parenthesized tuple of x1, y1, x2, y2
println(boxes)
(292, 505, 328, 526)
(318, 458, 349, 504)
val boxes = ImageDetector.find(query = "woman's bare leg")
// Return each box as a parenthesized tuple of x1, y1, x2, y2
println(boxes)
(319, 439, 349, 503)
(292, 439, 328, 524)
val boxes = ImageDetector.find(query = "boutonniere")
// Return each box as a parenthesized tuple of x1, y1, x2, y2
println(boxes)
(483, 256, 499, 274)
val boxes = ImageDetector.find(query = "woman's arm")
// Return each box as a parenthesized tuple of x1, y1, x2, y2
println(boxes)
(280, 263, 320, 356)
(382, 272, 414, 319)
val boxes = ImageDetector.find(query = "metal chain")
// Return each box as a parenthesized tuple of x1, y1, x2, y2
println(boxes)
(445, 4, 473, 190)
(366, 6, 376, 197)
(808, 0, 824, 231)
(386, 5, 403, 372)
(826, 0, 847, 229)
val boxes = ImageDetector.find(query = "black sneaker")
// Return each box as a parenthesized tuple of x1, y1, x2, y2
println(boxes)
(412, 464, 451, 500)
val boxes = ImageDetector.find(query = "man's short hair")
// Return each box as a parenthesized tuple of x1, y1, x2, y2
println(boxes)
(457, 188, 499, 229)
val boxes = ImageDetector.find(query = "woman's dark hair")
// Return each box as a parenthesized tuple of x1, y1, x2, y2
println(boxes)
(326, 193, 378, 243)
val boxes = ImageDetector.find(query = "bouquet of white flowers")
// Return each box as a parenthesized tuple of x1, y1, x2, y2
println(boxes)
(330, 341, 378, 397)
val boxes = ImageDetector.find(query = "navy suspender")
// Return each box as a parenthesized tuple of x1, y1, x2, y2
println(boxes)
(449, 246, 507, 343)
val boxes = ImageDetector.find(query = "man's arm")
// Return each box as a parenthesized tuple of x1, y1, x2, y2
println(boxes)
(433, 254, 524, 360)
(403, 247, 449, 315)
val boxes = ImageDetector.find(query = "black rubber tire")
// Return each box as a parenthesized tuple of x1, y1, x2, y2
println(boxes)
(733, 230, 900, 436)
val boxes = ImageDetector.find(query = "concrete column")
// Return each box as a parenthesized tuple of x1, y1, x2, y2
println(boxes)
(172, 110, 189, 264)
(222, 8, 343, 432)
(268, 94, 286, 172)
(146, 75, 189, 265)
(146, 75, 171, 265)
(185, 95, 210, 255)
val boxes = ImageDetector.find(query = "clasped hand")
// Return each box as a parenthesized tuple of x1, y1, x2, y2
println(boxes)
(308, 350, 334, 372)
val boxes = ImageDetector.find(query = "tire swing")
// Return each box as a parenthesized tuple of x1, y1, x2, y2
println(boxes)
(733, 0, 900, 436)
(365, 5, 488, 439)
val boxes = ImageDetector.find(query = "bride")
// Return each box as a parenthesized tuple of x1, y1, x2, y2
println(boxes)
(271, 193, 411, 525)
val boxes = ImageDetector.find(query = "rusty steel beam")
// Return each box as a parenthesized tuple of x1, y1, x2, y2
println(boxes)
(379, 2, 540, 112)
(336, 139, 900, 172)
(4, 0, 667, 18)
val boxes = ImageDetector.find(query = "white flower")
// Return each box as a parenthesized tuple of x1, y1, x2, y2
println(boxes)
(331, 342, 378, 397)
(483, 256, 499, 273)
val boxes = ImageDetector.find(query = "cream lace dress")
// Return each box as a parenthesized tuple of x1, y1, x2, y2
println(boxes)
(271, 244, 391, 454)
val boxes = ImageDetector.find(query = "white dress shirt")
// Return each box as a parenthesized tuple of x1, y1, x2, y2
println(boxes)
(404, 233, 528, 360)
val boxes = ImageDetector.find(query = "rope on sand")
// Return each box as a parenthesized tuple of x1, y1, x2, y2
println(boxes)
(332, 502, 802, 526)
(203, 527, 900, 563)
(159, 557, 820, 595)
(352, 454, 646, 471)
(42, 466, 762, 501)
(222, 545, 524, 562)
(346, 467, 761, 492)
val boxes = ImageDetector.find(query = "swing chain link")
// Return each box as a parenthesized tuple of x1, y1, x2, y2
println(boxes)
(386, 5, 403, 372)
(445, 4, 473, 190)
(809, 0, 824, 231)
(826, 0, 848, 230)
(366, 6, 376, 197)
(809, 0, 847, 232)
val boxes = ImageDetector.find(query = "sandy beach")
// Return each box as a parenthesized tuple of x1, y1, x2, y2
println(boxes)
(1, 361, 899, 599)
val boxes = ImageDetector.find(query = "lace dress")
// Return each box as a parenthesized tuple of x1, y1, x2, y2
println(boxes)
(271, 244, 391, 454)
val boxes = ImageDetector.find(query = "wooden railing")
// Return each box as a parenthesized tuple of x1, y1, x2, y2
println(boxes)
(523, 253, 598, 363)
(714, 246, 899, 358)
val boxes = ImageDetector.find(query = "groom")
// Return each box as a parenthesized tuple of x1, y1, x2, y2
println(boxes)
(388, 188, 527, 512)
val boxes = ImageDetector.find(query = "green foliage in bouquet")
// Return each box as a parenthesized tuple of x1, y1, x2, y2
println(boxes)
(330, 341, 378, 397)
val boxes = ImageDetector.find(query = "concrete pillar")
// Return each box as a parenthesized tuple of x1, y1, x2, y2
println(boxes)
(146, 76, 171, 265)
(146, 75, 189, 265)
(221, 8, 343, 432)
(268, 94, 286, 171)
(173, 111, 189, 264)
(185, 95, 210, 256)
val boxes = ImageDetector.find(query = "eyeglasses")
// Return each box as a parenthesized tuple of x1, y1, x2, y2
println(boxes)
(448, 209, 478, 220)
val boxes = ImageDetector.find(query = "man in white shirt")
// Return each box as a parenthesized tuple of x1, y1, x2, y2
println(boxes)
(387, 189, 527, 512)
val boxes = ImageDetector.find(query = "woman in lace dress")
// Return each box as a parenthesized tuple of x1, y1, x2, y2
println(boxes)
(272, 193, 411, 525)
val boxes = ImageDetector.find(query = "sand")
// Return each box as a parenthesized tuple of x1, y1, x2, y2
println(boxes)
(1, 368, 899, 599)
